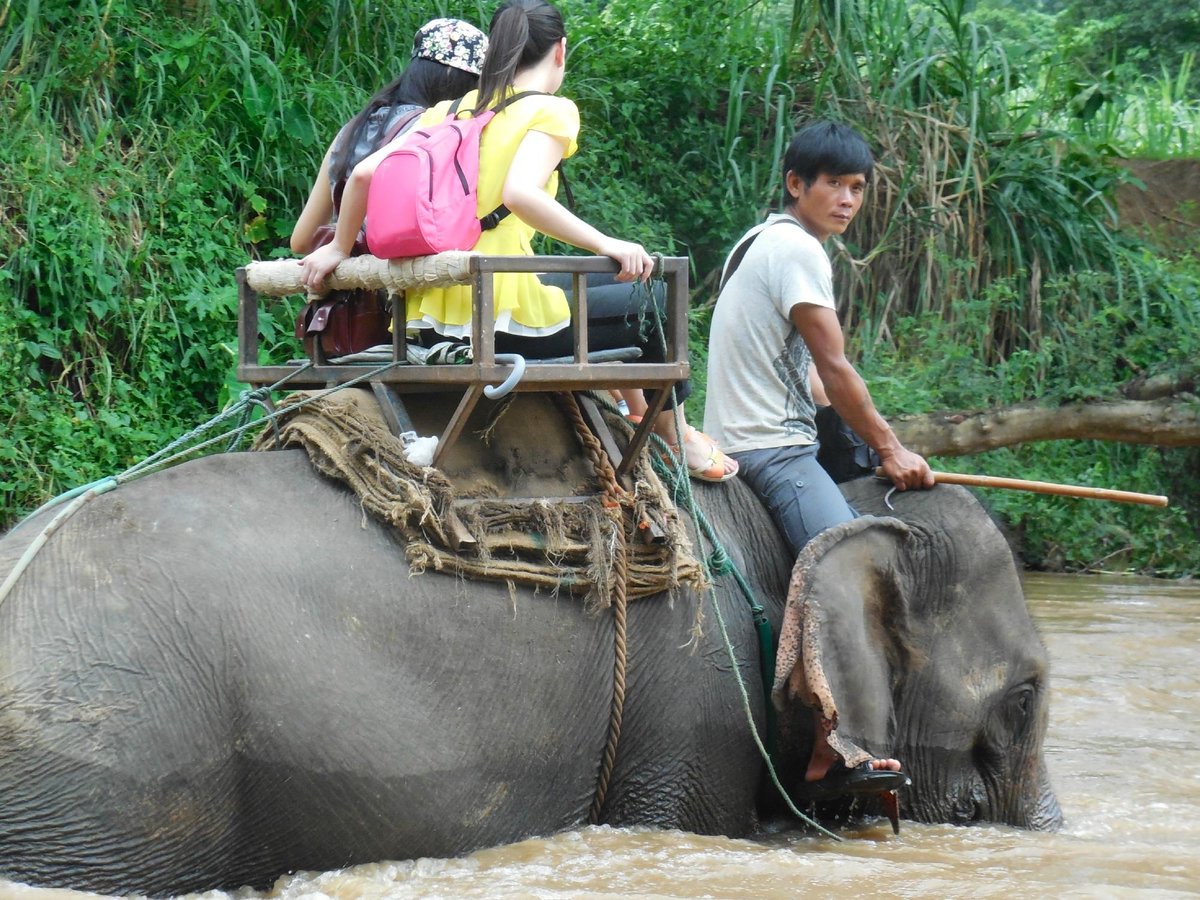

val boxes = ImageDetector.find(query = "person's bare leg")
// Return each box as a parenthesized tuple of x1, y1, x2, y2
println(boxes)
(620, 390, 737, 478)
(805, 709, 901, 781)
(621, 389, 648, 419)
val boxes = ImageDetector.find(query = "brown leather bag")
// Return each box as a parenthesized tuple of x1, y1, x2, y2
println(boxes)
(294, 290, 392, 360)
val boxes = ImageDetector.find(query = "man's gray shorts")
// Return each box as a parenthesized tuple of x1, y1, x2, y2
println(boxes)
(731, 443, 857, 556)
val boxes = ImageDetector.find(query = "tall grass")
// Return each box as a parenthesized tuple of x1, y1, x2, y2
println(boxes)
(3, 0, 1197, 571)
(1063, 53, 1200, 158)
(771, 0, 1155, 366)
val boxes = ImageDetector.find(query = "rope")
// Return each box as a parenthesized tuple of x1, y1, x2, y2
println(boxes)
(590, 502, 629, 823)
(628, 290, 841, 839)
(243, 251, 476, 298)
(646, 445, 840, 840)
(553, 392, 632, 824)
(0, 361, 407, 606)
(0, 483, 119, 609)
(10, 362, 315, 532)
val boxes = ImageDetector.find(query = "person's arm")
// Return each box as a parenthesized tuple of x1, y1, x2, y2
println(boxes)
(792, 303, 934, 491)
(502, 130, 654, 283)
(808, 362, 830, 406)
(298, 133, 410, 290)
(290, 147, 335, 255)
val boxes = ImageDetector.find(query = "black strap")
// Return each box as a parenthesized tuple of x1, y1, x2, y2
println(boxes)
(463, 90, 575, 230)
(382, 106, 426, 144)
(480, 205, 510, 231)
(558, 167, 575, 210)
(718, 216, 804, 294)
(332, 106, 425, 216)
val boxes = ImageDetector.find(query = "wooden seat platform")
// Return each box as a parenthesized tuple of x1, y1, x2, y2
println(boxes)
(236, 253, 691, 474)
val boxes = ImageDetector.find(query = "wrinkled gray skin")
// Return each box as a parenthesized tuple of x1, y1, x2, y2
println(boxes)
(772, 477, 1062, 832)
(0, 451, 1060, 896)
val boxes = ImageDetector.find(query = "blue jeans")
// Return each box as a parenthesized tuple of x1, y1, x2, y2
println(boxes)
(731, 443, 857, 556)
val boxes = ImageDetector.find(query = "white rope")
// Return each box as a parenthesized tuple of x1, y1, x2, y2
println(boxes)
(245, 252, 477, 298)
(0, 484, 118, 608)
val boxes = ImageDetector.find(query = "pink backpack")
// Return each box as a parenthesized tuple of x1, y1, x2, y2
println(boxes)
(365, 92, 541, 259)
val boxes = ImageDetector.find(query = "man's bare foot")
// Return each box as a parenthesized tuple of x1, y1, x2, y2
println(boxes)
(805, 725, 902, 782)
(865, 757, 902, 773)
(800, 712, 908, 800)
(795, 757, 910, 801)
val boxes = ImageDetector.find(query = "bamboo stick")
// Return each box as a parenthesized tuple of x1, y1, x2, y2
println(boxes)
(878, 469, 1169, 507)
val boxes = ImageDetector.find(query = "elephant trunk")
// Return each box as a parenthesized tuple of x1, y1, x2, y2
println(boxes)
(897, 745, 1062, 831)
(1019, 762, 1064, 832)
(985, 751, 1064, 832)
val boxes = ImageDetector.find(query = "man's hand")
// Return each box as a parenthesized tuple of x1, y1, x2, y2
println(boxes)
(877, 445, 935, 491)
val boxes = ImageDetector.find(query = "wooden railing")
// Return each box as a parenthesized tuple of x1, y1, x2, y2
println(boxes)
(236, 253, 691, 473)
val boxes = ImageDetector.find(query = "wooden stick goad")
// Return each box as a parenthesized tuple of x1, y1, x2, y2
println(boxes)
(875, 469, 1170, 508)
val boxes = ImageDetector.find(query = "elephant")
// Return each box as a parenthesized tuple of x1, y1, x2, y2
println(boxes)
(0, 392, 1061, 896)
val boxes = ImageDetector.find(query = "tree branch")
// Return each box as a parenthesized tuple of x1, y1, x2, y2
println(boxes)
(890, 396, 1200, 458)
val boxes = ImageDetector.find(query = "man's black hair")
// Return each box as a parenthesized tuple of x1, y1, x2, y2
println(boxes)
(781, 120, 874, 205)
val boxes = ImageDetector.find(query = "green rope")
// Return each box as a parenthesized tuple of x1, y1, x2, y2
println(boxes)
(594, 277, 840, 839)
(0, 483, 120, 609)
(645, 440, 839, 840)
(9, 360, 408, 533)
(2, 358, 411, 609)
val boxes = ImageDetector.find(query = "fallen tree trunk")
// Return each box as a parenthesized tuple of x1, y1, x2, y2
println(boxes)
(889, 396, 1200, 458)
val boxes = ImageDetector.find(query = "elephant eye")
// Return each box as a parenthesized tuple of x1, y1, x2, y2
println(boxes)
(975, 681, 1040, 766)
(1005, 684, 1037, 734)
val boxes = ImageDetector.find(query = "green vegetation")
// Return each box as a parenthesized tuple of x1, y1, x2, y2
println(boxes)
(2, 0, 1197, 575)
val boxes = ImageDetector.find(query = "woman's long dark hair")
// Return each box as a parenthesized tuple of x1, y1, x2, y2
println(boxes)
(474, 0, 565, 114)
(330, 58, 478, 187)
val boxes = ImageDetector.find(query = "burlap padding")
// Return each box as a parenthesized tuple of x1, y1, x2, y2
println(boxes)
(251, 389, 706, 604)
(245, 252, 475, 299)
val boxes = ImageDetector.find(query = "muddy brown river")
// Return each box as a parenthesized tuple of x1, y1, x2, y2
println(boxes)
(4, 572, 1198, 899)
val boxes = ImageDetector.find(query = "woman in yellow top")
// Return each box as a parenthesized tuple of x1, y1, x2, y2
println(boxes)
(299, 0, 736, 482)
(403, 86, 578, 337)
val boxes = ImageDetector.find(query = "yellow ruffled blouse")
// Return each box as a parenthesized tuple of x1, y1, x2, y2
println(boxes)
(404, 89, 580, 338)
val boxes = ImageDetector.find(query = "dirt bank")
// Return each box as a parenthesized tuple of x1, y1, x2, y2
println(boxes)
(1114, 158, 1200, 255)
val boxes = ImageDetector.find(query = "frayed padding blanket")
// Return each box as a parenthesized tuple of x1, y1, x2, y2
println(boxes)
(251, 388, 707, 606)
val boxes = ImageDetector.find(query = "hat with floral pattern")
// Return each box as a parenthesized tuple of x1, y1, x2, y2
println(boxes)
(412, 18, 488, 75)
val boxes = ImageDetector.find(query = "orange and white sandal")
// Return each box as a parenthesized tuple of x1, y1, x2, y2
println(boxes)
(665, 426, 738, 483)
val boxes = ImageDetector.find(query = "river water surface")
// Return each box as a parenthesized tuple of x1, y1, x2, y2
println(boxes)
(4, 573, 1198, 899)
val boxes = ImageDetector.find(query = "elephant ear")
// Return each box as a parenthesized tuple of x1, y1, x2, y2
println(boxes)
(771, 515, 915, 768)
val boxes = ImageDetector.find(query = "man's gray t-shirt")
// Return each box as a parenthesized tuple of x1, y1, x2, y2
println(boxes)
(703, 213, 836, 454)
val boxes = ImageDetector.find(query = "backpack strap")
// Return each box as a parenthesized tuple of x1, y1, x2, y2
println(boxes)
(468, 91, 576, 231)
(381, 105, 426, 145)
(332, 105, 426, 216)
(718, 215, 805, 294)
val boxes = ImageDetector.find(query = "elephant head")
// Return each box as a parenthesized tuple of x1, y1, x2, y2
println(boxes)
(770, 482, 1063, 830)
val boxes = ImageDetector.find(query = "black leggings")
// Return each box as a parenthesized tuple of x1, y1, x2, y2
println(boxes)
(495, 273, 691, 410)
(423, 272, 692, 409)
